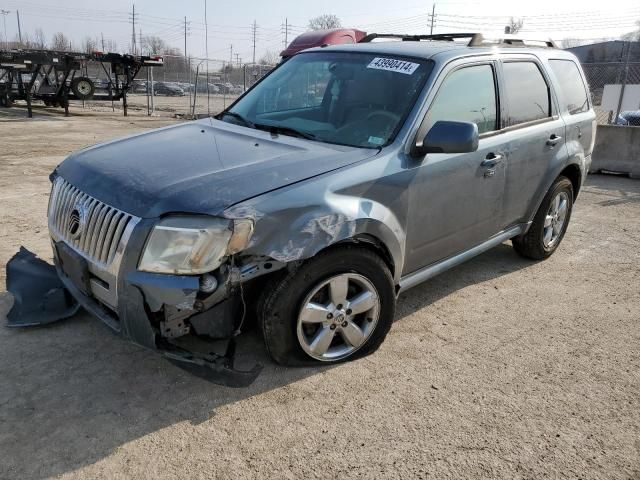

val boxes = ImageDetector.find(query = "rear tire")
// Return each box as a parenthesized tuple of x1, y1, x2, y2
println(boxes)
(513, 176, 574, 260)
(259, 246, 396, 366)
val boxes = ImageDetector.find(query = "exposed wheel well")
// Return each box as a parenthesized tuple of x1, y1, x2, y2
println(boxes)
(328, 235, 396, 278)
(560, 164, 582, 199)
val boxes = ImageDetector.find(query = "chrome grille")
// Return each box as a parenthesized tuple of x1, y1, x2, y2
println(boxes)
(48, 177, 135, 266)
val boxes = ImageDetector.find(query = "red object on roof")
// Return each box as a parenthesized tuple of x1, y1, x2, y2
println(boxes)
(280, 29, 368, 58)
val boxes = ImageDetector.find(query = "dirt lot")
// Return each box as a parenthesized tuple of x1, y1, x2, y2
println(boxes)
(0, 111, 639, 479)
(2, 92, 239, 120)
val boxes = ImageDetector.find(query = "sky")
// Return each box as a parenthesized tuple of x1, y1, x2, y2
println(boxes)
(1, 0, 639, 64)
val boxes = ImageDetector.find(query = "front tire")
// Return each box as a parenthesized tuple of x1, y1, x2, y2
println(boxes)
(259, 246, 396, 366)
(513, 176, 574, 260)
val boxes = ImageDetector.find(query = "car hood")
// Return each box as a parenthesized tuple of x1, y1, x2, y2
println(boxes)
(56, 119, 378, 218)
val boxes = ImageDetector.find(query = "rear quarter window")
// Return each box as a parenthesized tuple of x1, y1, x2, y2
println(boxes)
(502, 62, 551, 127)
(549, 59, 590, 115)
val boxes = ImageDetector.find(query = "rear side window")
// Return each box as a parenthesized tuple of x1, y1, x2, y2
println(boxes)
(549, 60, 589, 114)
(502, 62, 551, 127)
(425, 64, 497, 134)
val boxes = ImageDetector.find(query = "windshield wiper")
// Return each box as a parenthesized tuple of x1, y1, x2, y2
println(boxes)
(220, 111, 255, 128)
(254, 123, 316, 140)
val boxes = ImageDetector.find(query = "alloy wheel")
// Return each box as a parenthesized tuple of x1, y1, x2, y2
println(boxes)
(543, 191, 569, 248)
(296, 273, 380, 361)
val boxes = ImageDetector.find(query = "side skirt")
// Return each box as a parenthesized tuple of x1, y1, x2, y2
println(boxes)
(397, 224, 525, 294)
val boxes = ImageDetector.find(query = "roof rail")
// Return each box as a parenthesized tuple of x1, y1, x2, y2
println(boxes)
(469, 33, 558, 48)
(360, 33, 478, 43)
(359, 32, 557, 48)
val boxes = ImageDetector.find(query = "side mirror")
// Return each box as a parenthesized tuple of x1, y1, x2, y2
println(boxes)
(411, 120, 479, 157)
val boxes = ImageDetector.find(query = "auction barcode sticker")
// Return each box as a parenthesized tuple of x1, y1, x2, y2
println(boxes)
(367, 57, 420, 75)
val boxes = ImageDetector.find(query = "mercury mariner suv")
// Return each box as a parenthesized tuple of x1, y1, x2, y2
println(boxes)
(7, 33, 596, 386)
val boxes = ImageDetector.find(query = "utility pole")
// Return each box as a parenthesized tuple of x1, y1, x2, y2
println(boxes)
(615, 41, 633, 122)
(282, 18, 291, 48)
(235, 53, 240, 67)
(139, 28, 143, 55)
(184, 16, 189, 59)
(429, 3, 436, 35)
(16, 10, 22, 45)
(0, 10, 9, 50)
(204, 0, 210, 115)
(130, 4, 137, 54)
(230, 44, 233, 66)
(101, 32, 105, 51)
(185, 16, 191, 111)
(252, 20, 257, 64)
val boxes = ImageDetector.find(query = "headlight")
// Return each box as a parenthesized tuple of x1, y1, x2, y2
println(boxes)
(138, 216, 253, 274)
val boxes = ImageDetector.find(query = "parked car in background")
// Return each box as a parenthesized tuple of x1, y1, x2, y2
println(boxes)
(153, 82, 185, 96)
(615, 110, 640, 126)
(192, 82, 220, 94)
(130, 80, 146, 94)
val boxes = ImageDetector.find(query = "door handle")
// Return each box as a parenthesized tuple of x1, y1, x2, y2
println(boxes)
(546, 134, 563, 146)
(481, 153, 503, 168)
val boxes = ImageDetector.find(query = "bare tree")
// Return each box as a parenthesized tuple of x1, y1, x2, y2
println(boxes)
(142, 35, 168, 55)
(103, 38, 118, 53)
(308, 14, 341, 30)
(34, 28, 47, 49)
(51, 32, 71, 51)
(622, 20, 640, 41)
(259, 50, 279, 65)
(505, 17, 524, 34)
(561, 38, 584, 49)
(82, 36, 98, 53)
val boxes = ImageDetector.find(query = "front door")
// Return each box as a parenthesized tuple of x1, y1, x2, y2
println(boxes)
(404, 62, 507, 274)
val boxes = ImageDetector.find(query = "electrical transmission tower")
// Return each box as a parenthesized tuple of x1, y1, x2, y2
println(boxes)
(129, 4, 138, 54)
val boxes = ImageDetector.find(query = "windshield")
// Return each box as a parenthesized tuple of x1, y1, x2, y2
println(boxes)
(221, 51, 433, 148)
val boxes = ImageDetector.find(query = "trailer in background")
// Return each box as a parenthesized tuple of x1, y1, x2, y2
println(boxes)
(0, 49, 163, 118)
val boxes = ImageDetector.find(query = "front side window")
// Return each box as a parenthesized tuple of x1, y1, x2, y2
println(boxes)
(549, 59, 590, 115)
(502, 62, 551, 126)
(423, 64, 498, 135)
(223, 52, 433, 148)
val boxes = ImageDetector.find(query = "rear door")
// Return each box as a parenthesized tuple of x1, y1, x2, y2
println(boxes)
(497, 57, 568, 225)
(547, 58, 597, 165)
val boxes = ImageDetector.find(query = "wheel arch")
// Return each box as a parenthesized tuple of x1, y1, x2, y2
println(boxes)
(559, 163, 582, 200)
(526, 161, 582, 226)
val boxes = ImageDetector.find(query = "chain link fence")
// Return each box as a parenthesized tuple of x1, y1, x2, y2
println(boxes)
(582, 62, 640, 125)
(74, 55, 276, 118)
(125, 57, 276, 118)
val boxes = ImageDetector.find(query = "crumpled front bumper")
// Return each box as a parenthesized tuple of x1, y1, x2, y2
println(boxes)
(5, 246, 262, 387)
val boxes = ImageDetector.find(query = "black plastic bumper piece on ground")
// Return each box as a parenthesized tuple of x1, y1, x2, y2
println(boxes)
(5, 246, 262, 387)
(164, 340, 263, 388)
(5, 247, 81, 327)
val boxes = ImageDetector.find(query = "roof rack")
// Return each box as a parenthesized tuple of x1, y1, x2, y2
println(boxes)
(359, 32, 557, 48)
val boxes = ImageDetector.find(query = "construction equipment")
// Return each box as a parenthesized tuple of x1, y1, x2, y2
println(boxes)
(0, 49, 163, 117)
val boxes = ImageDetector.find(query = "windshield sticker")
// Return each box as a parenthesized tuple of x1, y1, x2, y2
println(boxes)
(368, 136, 385, 145)
(367, 57, 420, 75)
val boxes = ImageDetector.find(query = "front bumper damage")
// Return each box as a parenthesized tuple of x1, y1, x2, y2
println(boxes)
(5, 247, 262, 387)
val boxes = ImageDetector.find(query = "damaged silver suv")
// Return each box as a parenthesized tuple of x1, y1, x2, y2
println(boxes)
(7, 34, 596, 386)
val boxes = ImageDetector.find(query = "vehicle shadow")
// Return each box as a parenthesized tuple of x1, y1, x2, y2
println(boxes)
(0, 243, 530, 479)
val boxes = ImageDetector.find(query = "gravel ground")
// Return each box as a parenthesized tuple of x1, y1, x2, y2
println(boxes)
(0, 113, 639, 479)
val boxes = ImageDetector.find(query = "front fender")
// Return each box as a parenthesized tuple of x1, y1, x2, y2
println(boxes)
(225, 192, 406, 283)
